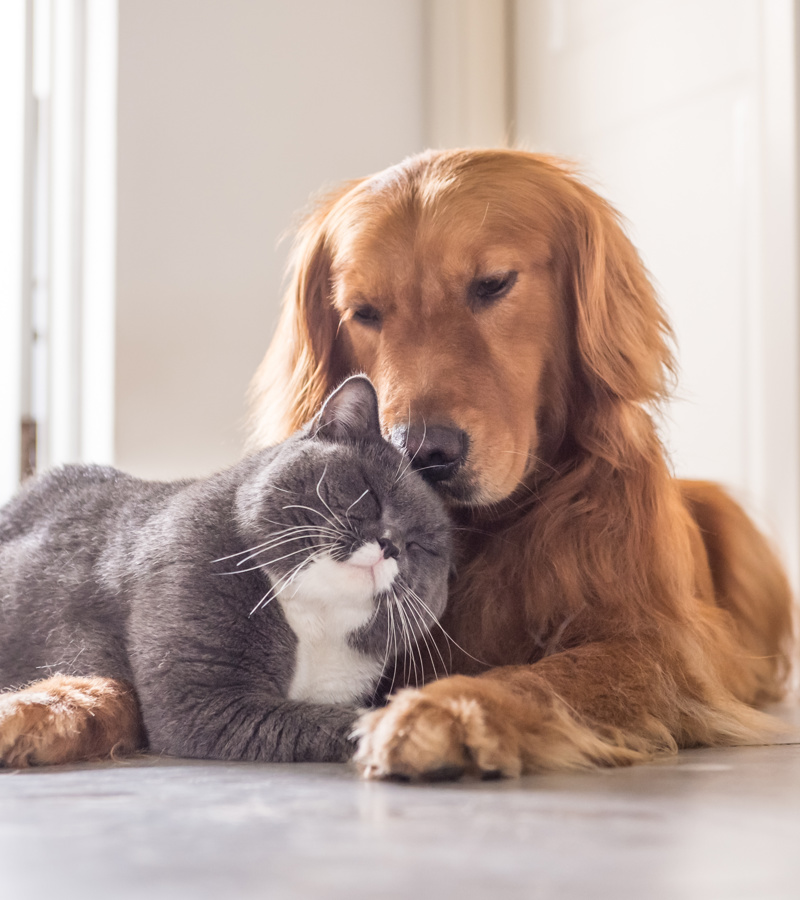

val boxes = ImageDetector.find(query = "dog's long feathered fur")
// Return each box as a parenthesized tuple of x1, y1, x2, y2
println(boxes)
(249, 149, 794, 778)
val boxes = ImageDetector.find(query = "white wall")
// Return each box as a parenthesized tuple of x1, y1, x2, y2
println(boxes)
(115, 0, 425, 481)
(0, 1, 26, 503)
(514, 0, 800, 587)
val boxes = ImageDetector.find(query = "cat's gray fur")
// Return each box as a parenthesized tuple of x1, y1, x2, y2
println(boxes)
(0, 377, 451, 762)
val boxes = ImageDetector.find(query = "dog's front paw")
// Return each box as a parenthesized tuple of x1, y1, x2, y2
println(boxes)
(0, 687, 70, 767)
(352, 676, 528, 781)
(0, 676, 143, 767)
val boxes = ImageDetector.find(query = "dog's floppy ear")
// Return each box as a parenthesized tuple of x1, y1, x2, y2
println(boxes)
(248, 180, 364, 449)
(568, 184, 675, 407)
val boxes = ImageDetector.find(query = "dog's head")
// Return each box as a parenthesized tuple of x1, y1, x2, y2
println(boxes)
(251, 149, 674, 508)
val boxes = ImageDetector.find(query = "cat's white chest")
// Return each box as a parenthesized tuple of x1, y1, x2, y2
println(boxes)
(276, 547, 396, 705)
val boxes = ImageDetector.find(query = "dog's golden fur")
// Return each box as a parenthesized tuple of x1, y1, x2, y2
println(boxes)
(250, 148, 794, 778)
(0, 676, 143, 767)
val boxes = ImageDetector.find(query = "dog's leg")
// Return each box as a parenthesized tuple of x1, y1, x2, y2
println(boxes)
(0, 675, 144, 767)
(353, 639, 784, 780)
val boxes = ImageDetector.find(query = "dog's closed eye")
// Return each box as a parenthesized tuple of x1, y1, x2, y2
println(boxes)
(469, 271, 518, 310)
(351, 304, 383, 329)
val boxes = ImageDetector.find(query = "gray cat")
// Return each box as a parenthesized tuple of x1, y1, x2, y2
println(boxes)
(0, 376, 451, 763)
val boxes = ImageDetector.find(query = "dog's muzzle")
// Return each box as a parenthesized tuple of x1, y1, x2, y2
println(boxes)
(392, 423, 469, 484)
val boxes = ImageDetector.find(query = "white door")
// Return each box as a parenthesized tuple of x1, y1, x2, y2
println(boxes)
(514, 0, 800, 590)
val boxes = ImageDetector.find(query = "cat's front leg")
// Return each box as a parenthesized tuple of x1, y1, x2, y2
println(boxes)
(143, 691, 360, 763)
(0, 676, 144, 767)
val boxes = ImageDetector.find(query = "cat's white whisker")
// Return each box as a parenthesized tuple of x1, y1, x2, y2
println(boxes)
(261, 542, 337, 572)
(404, 583, 488, 668)
(389, 585, 410, 693)
(370, 595, 394, 705)
(281, 504, 339, 530)
(391, 595, 409, 689)
(344, 488, 370, 519)
(395, 417, 427, 484)
(386, 592, 400, 698)
(249, 587, 277, 617)
(399, 587, 441, 678)
(221, 541, 336, 577)
(249, 575, 285, 617)
(400, 586, 448, 679)
(235, 528, 340, 565)
(211, 539, 276, 564)
(393, 401, 413, 480)
(248, 548, 329, 617)
(281, 547, 339, 603)
(315, 465, 345, 528)
(394, 595, 419, 689)
(407, 597, 435, 684)
(211, 525, 337, 564)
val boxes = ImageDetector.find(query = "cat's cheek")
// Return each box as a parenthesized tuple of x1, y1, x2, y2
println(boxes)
(372, 557, 398, 594)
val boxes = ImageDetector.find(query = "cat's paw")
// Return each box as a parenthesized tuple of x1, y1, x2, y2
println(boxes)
(0, 676, 143, 767)
(351, 676, 528, 781)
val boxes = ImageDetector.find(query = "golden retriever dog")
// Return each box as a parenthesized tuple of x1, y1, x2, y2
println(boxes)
(0, 148, 792, 776)
(249, 148, 794, 779)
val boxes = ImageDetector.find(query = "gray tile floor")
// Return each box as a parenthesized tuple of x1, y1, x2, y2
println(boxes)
(2, 708, 799, 900)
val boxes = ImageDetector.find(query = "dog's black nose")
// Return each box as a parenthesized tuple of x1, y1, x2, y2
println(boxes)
(393, 424, 469, 483)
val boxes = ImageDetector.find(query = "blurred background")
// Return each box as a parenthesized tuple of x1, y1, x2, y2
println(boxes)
(1, 0, 798, 588)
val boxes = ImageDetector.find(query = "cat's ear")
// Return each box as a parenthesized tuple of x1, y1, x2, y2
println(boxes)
(315, 375, 382, 443)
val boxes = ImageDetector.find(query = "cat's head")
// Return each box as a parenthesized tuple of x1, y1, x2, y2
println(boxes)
(236, 376, 452, 668)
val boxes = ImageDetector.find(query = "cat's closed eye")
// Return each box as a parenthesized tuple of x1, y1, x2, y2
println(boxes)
(346, 486, 381, 519)
(407, 541, 439, 556)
